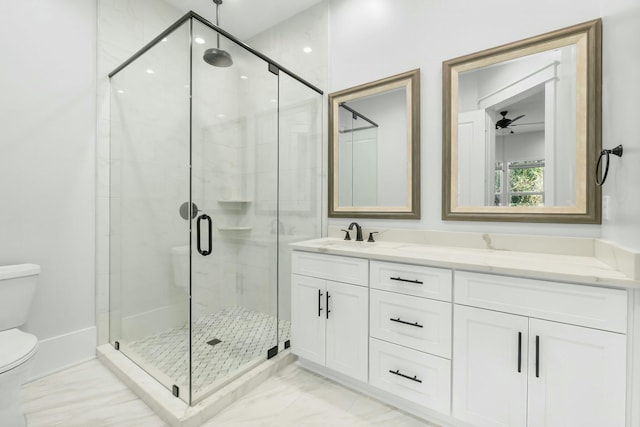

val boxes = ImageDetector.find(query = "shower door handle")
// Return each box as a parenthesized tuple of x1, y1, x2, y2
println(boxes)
(196, 214, 212, 256)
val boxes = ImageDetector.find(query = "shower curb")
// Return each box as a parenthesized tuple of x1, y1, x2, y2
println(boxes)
(97, 344, 295, 427)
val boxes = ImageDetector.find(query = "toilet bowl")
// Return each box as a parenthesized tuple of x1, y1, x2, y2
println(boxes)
(0, 264, 40, 427)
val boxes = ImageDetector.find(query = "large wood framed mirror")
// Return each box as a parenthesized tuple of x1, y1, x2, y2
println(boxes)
(329, 69, 420, 219)
(443, 20, 601, 223)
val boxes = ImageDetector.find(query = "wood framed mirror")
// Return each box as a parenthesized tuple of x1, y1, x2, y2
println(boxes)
(328, 69, 420, 219)
(442, 20, 601, 223)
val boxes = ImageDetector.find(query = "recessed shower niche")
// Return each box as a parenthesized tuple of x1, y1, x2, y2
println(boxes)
(108, 12, 322, 405)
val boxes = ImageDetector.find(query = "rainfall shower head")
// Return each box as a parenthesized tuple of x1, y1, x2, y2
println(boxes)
(203, 48, 233, 67)
(203, 0, 233, 67)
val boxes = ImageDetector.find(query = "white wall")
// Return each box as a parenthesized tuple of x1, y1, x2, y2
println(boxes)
(496, 131, 545, 165)
(599, 0, 640, 251)
(0, 0, 97, 378)
(328, 0, 640, 239)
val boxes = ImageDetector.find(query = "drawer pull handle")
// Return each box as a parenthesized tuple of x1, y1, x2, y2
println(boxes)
(390, 276, 423, 285)
(390, 317, 423, 328)
(389, 369, 422, 383)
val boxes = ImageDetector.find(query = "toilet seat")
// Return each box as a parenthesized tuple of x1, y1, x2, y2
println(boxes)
(0, 329, 38, 375)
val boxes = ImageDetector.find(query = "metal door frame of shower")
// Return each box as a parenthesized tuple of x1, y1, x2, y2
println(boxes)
(108, 11, 323, 96)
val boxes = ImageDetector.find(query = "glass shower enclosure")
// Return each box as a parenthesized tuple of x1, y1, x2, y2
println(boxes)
(108, 12, 322, 405)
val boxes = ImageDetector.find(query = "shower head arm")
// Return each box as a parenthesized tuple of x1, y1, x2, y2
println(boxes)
(213, 0, 222, 48)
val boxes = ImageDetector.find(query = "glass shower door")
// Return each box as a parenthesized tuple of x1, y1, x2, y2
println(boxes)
(109, 20, 191, 403)
(189, 20, 279, 402)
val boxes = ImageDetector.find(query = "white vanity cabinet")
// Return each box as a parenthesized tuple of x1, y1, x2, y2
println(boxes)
(290, 243, 637, 427)
(291, 251, 369, 382)
(452, 271, 628, 427)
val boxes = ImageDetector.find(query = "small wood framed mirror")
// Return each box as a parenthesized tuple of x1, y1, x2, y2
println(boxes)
(328, 69, 420, 219)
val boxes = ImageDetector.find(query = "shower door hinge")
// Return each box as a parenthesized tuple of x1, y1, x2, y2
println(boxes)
(114, 341, 120, 351)
(172, 385, 179, 398)
(267, 345, 278, 359)
(284, 340, 290, 350)
(268, 63, 279, 76)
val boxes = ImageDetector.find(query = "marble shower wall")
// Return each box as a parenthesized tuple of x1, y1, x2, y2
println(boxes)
(246, 3, 327, 325)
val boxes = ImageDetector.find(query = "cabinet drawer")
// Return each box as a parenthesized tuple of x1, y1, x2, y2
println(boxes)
(454, 271, 628, 333)
(369, 338, 451, 414)
(292, 251, 368, 286)
(370, 289, 452, 358)
(370, 261, 452, 301)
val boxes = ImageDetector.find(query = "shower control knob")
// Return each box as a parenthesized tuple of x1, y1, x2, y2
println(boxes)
(179, 202, 199, 220)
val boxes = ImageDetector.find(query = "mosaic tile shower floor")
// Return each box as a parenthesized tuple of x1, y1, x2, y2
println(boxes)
(123, 306, 290, 398)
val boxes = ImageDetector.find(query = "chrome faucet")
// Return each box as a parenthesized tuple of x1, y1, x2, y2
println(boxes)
(348, 222, 363, 241)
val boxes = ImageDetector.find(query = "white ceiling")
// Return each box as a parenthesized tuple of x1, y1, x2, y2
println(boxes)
(164, 0, 323, 40)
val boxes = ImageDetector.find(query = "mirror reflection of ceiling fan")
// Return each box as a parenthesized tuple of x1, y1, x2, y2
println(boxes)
(495, 110, 543, 134)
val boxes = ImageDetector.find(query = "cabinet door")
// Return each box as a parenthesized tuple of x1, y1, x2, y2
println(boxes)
(527, 319, 626, 427)
(452, 305, 528, 427)
(325, 280, 369, 382)
(291, 274, 326, 365)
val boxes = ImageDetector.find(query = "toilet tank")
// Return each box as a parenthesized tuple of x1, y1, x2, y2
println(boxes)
(0, 264, 40, 332)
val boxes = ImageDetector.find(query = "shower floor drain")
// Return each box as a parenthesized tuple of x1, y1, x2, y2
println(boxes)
(207, 338, 222, 346)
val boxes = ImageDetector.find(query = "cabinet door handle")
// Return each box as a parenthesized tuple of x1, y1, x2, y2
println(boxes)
(326, 292, 330, 319)
(535, 335, 540, 378)
(517, 332, 522, 373)
(390, 317, 423, 328)
(318, 289, 323, 317)
(390, 276, 423, 285)
(389, 369, 422, 384)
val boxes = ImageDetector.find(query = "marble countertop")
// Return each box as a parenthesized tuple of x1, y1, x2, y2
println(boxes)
(290, 237, 640, 289)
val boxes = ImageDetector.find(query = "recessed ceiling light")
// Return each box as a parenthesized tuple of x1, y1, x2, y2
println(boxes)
(240, 75, 248, 80)
(162, 38, 168, 42)
(270, 99, 277, 103)
(194, 37, 205, 44)
(303, 46, 312, 53)
(117, 89, 125, 94)
(146, 69, 155, 74)
(216, 113, 226, 118)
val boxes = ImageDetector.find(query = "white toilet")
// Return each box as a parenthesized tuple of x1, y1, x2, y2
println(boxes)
(0, 264, 40, 427)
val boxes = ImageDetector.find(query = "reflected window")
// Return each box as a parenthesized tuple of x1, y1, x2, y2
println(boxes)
(494, 160, 545, 206)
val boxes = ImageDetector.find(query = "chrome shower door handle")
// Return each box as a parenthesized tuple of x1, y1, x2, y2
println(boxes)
(196, 214, 212, 256)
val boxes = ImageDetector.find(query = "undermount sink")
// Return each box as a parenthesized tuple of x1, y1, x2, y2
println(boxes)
(315, 238, 376, 248)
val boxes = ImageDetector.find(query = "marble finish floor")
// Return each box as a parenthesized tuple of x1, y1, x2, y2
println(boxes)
(22, 358, 438, 426)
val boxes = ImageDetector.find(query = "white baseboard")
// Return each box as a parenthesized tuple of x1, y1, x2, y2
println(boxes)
(28, 326, 97, 381)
